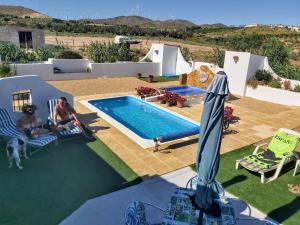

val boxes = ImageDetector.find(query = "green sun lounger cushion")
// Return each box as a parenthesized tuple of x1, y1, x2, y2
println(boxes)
(267, 130, 299, 158)
(243, 153, 281, 170)
(241, 130, 299, 171)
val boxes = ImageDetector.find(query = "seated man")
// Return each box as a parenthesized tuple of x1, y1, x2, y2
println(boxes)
(53, 97, 90, 138)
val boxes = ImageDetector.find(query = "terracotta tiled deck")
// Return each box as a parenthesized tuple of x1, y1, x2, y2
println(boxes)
(73, 92, 300, 178)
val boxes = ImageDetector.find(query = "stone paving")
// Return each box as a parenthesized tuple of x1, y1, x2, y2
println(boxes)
(73, 91, 300, 178)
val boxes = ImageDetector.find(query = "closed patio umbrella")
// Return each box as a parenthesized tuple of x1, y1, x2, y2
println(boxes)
(195, 71, 229, 212)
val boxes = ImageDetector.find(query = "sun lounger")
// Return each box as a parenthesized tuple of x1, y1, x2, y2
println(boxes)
(236, 128, 300, 183)
(47, 99, 82, 136)
(0, 108, 57, 147)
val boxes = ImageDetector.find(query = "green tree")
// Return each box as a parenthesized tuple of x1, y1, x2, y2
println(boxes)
(261, 38, 289, 66)
(214, 48, 225, 68)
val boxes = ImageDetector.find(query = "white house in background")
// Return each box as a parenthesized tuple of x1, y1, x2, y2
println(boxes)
(0, 26, 45, 49)
(290, 26, 300, 32)
(0, 75, 72, 123)
(114, 35, 140, 44)
(244, 23, 259, 28)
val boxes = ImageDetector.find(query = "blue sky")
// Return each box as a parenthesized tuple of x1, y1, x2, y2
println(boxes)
(1, 0, 299, 26)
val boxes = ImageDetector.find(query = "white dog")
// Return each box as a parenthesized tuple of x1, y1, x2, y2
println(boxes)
(6, 136, 28, 170)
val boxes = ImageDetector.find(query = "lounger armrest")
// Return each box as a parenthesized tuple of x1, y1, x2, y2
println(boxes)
(253, 143, 268, 155)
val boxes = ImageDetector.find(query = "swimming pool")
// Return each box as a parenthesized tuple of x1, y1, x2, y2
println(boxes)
(82, 96, 200, 148)
(161, 86, 206, 96)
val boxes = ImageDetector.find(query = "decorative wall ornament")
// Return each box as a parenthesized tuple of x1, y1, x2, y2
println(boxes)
(199, 73, 209, 83)
(233, 56, 239, 63)
(186, 65, 215, 89)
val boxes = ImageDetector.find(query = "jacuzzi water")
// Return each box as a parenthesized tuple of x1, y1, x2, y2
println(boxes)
(88, 96, 199, 141)
(161, 86, 206, 96)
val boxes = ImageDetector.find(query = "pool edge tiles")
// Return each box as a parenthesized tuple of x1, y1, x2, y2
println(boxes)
(80, 96, 200, 149)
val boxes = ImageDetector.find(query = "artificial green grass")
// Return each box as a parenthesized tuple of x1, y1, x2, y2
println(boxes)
(139, 76, 179, 83)
(192, 145, 300, 225)
(0, 137, 140, 225)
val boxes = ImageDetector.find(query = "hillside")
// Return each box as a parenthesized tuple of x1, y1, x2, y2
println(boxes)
(0, 5, 49, 18)
(82, 16, 196, 29)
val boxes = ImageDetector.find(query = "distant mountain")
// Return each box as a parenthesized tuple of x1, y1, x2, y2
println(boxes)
(199, 23, 227, 28)
(82, 16, 197, 29)
(0, 5, 204, 29)
(0, 5, 50, 18)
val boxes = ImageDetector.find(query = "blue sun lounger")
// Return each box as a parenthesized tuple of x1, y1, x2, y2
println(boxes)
(47, 99, 82, 136)
(0, 108, 57, 147)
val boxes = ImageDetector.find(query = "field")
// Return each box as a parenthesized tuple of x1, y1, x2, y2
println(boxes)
(45, 34, 215, 62)
(45, 28, 300, 65)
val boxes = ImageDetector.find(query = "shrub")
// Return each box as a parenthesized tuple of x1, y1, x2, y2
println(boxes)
(268, 79, 282, 89)
(86, 42, 134, 63)
(55, 50, 83, 59)
(247, 79, 259, 89)
(214, 48, 225, 68)
(34, 46, 66, 61)
(143, 57, 152, 62)
(26, 51, 37, 61)
(87, 42, 107, 63)
(255, 70, 273, 83)
(261, 38, 289, 66)
(117, 44, 133, 61)
(0, 64, 12, 77)
(0, 42, 28, 63)
(132, 55, 140, 62)
(294, 84, 300, 92)
(283, 80, 292, 90)
(271, 63, 300, 81)
(181, 47, 193, 63)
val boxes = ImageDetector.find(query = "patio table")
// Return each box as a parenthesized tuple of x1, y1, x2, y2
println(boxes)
(162, 188, 236, 225)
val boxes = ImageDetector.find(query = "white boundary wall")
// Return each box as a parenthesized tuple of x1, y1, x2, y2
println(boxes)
(12, 63, 53, 81)
(49, 59, 90, 73)
(12, 61, 160, 81)
(246, 85, 300, 106)
(0, 75, 73, 123)
(91, 62, 160, 77)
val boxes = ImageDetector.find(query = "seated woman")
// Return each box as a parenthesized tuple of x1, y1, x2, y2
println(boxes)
(16, 104, 49, 139)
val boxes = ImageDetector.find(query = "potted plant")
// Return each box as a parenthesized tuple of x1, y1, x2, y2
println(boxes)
(135, 86, 158, 97)
(166, 92, 178, 106)
(158, 95, 167, 104)
(224, 106, 234, 130)
(148, 75, 154, 83)
(176, 96, 186, 108)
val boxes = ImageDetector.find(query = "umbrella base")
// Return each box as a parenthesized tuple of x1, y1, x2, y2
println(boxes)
(189, 195, 222, 217)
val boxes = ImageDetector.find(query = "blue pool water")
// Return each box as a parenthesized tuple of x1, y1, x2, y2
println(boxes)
(161, 86, 206, 96)
(88, 96, 200, 141)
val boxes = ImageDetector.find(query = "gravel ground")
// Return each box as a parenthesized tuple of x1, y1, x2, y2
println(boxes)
(48, 77, 178, 97)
